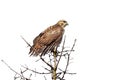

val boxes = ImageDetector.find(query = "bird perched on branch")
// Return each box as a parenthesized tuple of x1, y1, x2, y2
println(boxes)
(29, 20, 68, 56)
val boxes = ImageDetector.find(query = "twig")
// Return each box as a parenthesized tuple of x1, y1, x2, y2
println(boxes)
(1, 60, 19, 75)
(21, 36, 31, 47)
(61, 54, 70, 79)
(35, 68, 36, 77)
(1, 60, 27, 80)
(69, 39, 77, 55)
(42, 66, 51, 72)
(21, 65, 51, 74)
(29, 74, 32, 80)
(48, 54, 52, 66)
(62, 39, 77, 79)
(56, 36, 66, 69)
(58, 50, 74, 53)
(41, 57, 54, 69)
(44, 76, 47, 80)
(1, 60, 24, 78)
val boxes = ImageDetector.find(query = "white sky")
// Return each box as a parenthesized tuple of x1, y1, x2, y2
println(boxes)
(0, 0, 120, 80)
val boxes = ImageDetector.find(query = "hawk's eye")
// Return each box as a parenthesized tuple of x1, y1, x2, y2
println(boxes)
(63, 21, 66, 23)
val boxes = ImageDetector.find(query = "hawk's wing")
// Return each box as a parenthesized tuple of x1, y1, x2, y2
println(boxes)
(41, 32, 63, 56)
(33, 32, 44, 44)
(29, 25, 64, 56)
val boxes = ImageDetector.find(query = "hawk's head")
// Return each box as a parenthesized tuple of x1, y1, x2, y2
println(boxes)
(57, 20, 68, 28)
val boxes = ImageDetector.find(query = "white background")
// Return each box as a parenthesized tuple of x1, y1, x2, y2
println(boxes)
(0, 0, 120, 80)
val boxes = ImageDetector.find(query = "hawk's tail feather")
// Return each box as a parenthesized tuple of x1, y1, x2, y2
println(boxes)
(41, 40, 57, 56)
(29, 44, 46, 56)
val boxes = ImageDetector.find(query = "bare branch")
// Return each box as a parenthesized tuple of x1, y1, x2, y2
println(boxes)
(48, 54, 52, 67)
(58, 50, 74, 53)
(1, 60, 23, 78)
(1, 60, 28, 80)
(44, 76, 47, 80)
(42, 66, 51, 72)
(61, 39, 77, 79)
(61, 54, 70, 79)
(21, 65, 51, 75)
(69, 39, 77, 55)
(21, 36, 31, 47)
(41, 57, 54, 69)
(2, 36, 77, 80)
(56, 36, 66, 69)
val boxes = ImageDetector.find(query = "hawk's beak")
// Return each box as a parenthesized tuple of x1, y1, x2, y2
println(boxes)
(66, 23, 69, 26)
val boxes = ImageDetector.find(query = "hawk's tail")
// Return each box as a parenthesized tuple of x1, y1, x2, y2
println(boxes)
(29, 43, 45, 56)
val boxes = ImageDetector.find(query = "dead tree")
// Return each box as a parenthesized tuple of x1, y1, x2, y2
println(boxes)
(2, 36, 76, 80)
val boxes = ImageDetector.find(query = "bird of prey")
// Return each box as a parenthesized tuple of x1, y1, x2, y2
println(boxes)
(29, 20, 68, 56)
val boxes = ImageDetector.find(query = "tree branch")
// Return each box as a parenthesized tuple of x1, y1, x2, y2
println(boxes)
(21, 65, 51, 74)
(1, 60, 28, 80)
(61, 39, 77, 79)
(61, 54, 70, 79)
(21, 36, 31, 47)
(56, 36, 66, 69)
(2, 36, 77, 80)
(52, 49, 57, 80)
(41, 57, 54, 70)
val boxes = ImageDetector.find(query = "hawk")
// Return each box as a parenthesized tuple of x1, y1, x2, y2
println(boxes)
(29, 20, 68, 56)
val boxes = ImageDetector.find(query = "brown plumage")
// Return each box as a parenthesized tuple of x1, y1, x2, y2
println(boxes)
(29, 20, 68, 56)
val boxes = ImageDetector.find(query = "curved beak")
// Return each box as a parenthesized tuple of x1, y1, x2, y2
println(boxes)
(66, 22, 69, 26)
